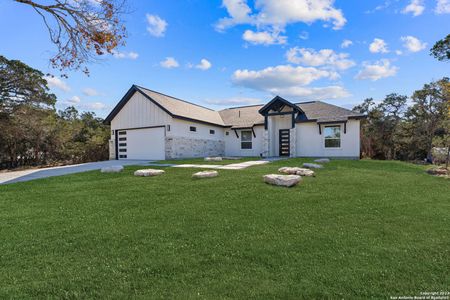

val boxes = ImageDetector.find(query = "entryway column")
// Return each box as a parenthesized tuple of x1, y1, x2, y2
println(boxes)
(289, 127, 296, 157)
(263, 129, 270, 157)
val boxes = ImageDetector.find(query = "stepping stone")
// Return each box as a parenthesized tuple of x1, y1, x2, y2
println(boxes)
(204, 157, 222, 161)
(134, 169, 165, 177)
(263, 174, 301, 187)
(278, 167, 315, 177)
(314, 158, 330, 163)
(192, 170, 218, 179)
(101, 166, 124, 173)
(303, 163, 323, 169)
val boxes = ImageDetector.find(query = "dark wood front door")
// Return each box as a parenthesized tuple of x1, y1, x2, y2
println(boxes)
(279, 129, 290, 156)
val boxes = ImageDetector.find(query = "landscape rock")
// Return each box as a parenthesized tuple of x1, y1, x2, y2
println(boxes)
(263, 174, 301, 187)
(427, 168, 449, 176)
(314, 158, 330, 163)
(204, 157, 223, 162)
(278, 167, 315, 177)
(192, 170, 219, 179)
(101, 165, 124, 173)
(303, 163, 323, 169)
(134, 169, 165, 177)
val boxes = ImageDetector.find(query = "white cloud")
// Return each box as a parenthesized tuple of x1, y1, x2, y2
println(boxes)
(242, 29, 287, 45)
(233, 65, 339, 90)
(81, 102, 108, 110)
(286, 48, 355, 70)
(216, 0, 346, 44)
(341, 39, 353, 48)
(82, 88, 100, 97)
(63, 96, 81, 105)
(395, 50, 403, 55)
(436, 0, 450, 13)
(355, 59, 398, 81)
(299, 31, 309, 40)
(369, 38, 389, 53)
(146, 14, 168, 37)
(44, 76, 71, 92)
(195, 59, 212, 70)
(401, 36, 427, 52)
(160, 57, 179, 69)
(268, 85, 351, 100)
(204, 97, 262, 106)
(402, 0, 425, 16)
(112, 50, 139, 59)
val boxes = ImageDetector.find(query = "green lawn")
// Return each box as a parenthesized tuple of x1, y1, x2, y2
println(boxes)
(0, 159, 448, 299)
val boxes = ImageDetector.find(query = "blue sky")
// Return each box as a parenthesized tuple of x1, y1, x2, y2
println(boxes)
(0, 0, 449, 117)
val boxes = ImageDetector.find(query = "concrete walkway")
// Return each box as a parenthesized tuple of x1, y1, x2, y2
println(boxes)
(0, 160, 151, 185)
(172, 160, 271, 170)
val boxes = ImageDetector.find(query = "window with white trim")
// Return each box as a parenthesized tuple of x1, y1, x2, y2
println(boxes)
(241, 130, 252, 149)
(324, 125, 341, 148)
(189, 126, 197, 132)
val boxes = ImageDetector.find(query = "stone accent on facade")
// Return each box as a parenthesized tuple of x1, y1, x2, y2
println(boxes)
(109, 140, 115, 160)
(165, 137, 225, 159)
(262, 129, 270, 157)
(289, 127, 296, 158)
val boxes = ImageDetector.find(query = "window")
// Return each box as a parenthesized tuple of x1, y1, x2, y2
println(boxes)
(226, 131, 229, 136)
(166, 125, 171, 132)
(190, 126, 197, 132)
(119, 143, 127, 147)
(210, 129, 215, 135)
(119, 137, 126, 141)
(119, 149, 127, 152)
(112, 130, 114, 136)
(119, 155, 127, 159)
(118, 131, 126, 135)
(324, 125, 341, 148)
(241, 130, 253, 149)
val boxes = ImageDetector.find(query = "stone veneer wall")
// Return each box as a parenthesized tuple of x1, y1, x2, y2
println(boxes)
(289, 128, 296, 157)
(262, 130, 270, 157)
(165, 137, 225, 159)
(109, 140, 116, 160)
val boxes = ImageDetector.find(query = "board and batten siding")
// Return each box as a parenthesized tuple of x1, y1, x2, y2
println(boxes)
(110, 92, 171, 131)
(295, 120, 360, 158)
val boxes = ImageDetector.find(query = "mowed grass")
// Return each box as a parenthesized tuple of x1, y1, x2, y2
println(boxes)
(0, 159, 448, 299)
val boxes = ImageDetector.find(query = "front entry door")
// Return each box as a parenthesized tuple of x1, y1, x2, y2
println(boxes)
(279, 129, 290, 156)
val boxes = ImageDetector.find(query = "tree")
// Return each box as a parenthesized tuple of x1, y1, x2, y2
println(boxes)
(14, 0, 127, 74)
(0, 55, 56, 113)
(430, 34, 450, 62)
(405, 78, 450, 161)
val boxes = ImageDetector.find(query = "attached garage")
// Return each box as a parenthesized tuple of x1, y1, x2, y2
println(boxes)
(116, 127, 165, 160)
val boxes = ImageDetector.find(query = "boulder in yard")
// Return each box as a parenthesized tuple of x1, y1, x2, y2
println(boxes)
(263, 174, 301, 187)
(426, 168, 449, 176)
(101, 165, 124, 173)
(192, 170, 219, 179)
(204, 157, 223, 162)
(134, 169, 165, 177)
(314, 158, 330, 163)
(303, 163, 323, 169)
(279, 167, 315, 177)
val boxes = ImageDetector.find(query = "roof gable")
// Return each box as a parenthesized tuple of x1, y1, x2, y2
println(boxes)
(258, 96, 302, 115)
(104, 85, 225, 127)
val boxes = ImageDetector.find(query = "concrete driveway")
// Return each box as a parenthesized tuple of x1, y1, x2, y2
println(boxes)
(0, 160, 152, 185)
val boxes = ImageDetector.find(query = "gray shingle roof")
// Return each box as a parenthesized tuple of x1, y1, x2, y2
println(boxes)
(105, 85, 364, 127)
(136, 86, 225, 126)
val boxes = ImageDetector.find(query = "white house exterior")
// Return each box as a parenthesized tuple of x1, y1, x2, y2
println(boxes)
(104, 85, 365, 160)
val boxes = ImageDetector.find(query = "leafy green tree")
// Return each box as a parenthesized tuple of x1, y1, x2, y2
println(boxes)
(430, 34, 450, 62)
(403, 78, 449, 161)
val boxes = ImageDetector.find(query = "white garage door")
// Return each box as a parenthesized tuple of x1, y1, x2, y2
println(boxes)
(117, 127, 165, 160)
